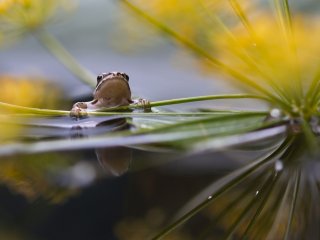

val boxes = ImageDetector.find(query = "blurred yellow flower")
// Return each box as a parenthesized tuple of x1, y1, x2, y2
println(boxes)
(213, 13, 320, 99)
(0, 75, 61, 108)
(0, 75, 62, 141)
(0, 0, 74, 44)
(0, 0, 11, 12)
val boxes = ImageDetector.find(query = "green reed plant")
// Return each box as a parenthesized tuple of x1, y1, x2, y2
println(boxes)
(116, 0, 320, 239)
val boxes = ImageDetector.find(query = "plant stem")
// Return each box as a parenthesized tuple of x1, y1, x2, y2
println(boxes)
(199, 170, 271, 240)
(266, 175, 292, 239)
(282, 0, 293, 35)
(241, 171, 281, 238)
(301, 119, 319, 152)
(141, 94, 268, 108)
(104, 94, 268, 111)
(0, 102, 69, 116)
(306, 71, 320, 106)
(284, 170, 301, 240)
(0, 94, 268, 116)
(34, 29, 96, 87)
(228, 0, 256, 39)
(273, 0, 302, 104)
(225, 172, 278, 240)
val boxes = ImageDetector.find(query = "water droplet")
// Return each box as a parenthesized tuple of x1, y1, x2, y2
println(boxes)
(255, 191, 259, 195)
(275, 160, 284, 172)
(270, 108, 281, 118)
(208, 195, 212, 200)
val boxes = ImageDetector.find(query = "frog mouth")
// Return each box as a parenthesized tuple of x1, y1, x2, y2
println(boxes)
(94, 76, 130, 95)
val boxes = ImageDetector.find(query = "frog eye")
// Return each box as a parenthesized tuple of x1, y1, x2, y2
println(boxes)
(97, 75, 103, 82)
(96, 75, 104, 87)
(121, 73, 129, 81)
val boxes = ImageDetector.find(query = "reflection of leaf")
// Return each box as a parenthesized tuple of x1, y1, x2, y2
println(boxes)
(150, 135, 320, 239)
(152, 138, 292, 238)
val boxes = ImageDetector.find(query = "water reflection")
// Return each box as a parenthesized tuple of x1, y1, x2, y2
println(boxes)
(1, 115, 319, 239)
(0, 116, 134, 202)
(31, 116, 134, 177)
(0, 115, 180, 200)
(152, 135, 320, 240)
(70, 117, 132, 177)
(96, 147, 131, 177)
(0, 113, 196, 239)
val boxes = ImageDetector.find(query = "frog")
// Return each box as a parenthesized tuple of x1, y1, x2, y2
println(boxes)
(70, 71, 150, 118)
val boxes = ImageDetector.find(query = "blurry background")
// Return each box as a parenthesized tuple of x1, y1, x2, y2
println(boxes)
(0, 0, 231, 102)
(2, 0, 317, 108)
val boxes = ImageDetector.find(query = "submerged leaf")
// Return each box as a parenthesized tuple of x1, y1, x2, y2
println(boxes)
(0, 112, 273, 155)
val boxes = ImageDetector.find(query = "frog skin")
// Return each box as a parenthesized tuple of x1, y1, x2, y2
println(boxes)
(70, 72, 149, 117)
